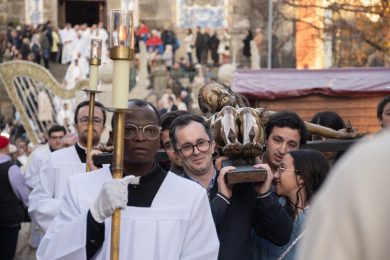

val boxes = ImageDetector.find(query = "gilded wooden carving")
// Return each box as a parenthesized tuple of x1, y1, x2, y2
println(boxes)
(200, 81, 365, 162)
(0, 61, 88, 144)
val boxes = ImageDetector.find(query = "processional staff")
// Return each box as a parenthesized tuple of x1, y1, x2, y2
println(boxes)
(108, 9, 134, 260)
(85, 38, 103, 172)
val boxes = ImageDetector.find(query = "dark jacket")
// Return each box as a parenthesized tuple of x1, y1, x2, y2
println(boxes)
(0, 160, 25, 227)
(184, 172, 293, 260)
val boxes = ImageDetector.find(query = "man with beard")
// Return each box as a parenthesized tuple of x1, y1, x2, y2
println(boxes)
(29, 101, 107, 235)
(36, 99, 218, 259)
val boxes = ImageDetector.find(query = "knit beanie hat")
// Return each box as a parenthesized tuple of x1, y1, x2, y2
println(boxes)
(0, 135, 10, 149)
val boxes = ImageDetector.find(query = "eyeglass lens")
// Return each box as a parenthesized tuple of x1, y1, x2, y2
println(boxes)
(180, 140, 211, 157)
(124, 124, 160, 140)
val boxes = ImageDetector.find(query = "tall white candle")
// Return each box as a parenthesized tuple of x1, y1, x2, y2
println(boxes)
(88, 65, 99, 90)
(89, 39, 102, 91)
(112, 60, 130, 108)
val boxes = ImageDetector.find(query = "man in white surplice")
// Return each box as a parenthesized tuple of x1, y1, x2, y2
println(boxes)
(59, 23, 77, 64)
(24, 125, 67, 248)
(37, 99, 219, 260)
(25, 125, 67, 190)
(28, 101, 107, 234)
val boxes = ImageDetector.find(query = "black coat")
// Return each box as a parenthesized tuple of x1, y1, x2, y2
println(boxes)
(184, 172, 293, 260)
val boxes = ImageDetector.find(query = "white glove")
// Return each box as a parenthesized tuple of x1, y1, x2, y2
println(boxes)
(90, 175, 140, 223)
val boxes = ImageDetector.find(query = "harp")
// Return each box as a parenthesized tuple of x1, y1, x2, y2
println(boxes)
(0, 60, 88, 144)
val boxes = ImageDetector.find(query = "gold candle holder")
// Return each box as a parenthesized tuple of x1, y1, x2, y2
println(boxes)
(110, 9, 134, 109)
(109, 9, 135, 260)
(89, 39, 102, 90)
(85, 39, 103, 172)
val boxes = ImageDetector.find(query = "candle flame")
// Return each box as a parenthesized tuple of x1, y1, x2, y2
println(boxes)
(118, 26, 128, 45)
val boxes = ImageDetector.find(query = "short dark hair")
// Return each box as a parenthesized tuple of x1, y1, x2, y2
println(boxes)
(310, 111, 345, 131)
(47, 124, 66, 137)
(169, 114, 212, 152)
(111, 99, 161, 129)
(74, 100, 106, 125)
(310, 110, 345, 160)
(130, 99, 161, 124)
(161, 110, 191, 131)
(265, 110, 308, 146)
(376, 96, 390, 120)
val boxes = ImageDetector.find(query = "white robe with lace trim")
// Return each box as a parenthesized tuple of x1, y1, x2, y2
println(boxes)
(28, 146, 86, 233)
(37, 169, 219, 260)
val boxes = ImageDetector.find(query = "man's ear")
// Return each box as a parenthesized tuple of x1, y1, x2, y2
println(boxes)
(211, 140, 216, 151)
(107, 131, 113, 146)
(297, 175, 305, 186)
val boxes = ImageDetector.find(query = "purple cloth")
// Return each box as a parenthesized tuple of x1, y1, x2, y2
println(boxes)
(232, 67, 390, 100)
(0, 154, 29, 208)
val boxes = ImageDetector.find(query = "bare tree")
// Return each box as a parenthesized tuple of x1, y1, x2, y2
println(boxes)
(248, 0, 390, 67)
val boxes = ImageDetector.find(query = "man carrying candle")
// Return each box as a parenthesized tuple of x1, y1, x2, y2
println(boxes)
(36, 99, 219, 260)
(28, 100, 107, 235)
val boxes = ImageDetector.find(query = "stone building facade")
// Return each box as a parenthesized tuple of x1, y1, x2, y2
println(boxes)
(1, 0, 296, 67)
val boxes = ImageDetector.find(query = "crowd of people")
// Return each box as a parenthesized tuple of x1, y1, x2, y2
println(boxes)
(2, 22, 56, 68)
(0, 87, 389, 259)
(1, 21, 270, 136)
(1, 18, 390, 260)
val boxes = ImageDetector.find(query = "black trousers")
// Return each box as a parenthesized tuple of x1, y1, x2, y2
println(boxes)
(0, 225, 20, 260)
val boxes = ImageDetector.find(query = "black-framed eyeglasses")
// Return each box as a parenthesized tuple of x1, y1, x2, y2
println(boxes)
(124, 124, 161, 140)
(77, 116, 103, 125)
(276, 165, 299, 174)
(49, 135, 65, 140)
(177, 140, 213, 158)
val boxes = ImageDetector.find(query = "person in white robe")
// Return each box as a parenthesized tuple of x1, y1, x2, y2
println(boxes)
(37, 99, 219, 260)
(64, 57, 88, 90)
(37, 90, 53, 124)
(297, 131, 390, 260)
(24, 125, 66, 249)
(28, 101, 107, 234)
(80, 24, 91, 59)
(25, 125, 67, 189)
(59, 24, 76, 64)
(56, 101, 75, 134)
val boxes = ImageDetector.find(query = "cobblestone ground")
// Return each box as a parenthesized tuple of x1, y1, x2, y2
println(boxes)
(48, 62, 68, 82)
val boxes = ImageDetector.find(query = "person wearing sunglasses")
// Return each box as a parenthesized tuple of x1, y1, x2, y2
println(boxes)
(29, 100, 107, 239)
(169, 114, 293, 260)
(37, 99, 219, 260)
(252, 149, 329, 260)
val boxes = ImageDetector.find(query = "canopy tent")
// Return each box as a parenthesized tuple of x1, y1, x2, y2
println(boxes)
(232, 67, 390, 100)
